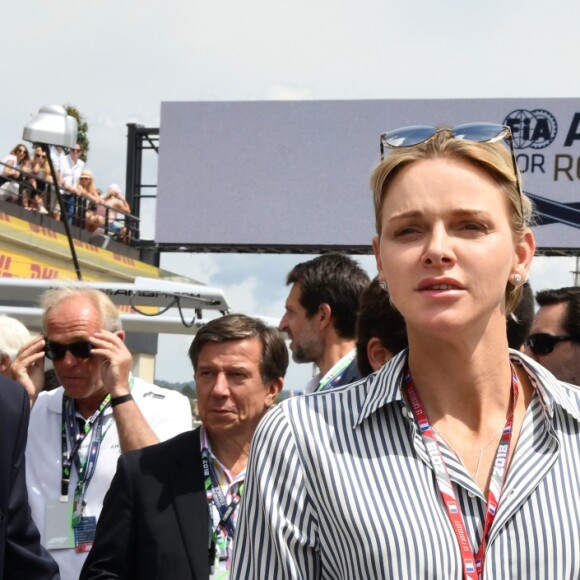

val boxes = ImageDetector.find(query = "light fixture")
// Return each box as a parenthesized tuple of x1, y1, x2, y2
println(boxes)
(22, 105, 82, 279)
(22, 105, 78, 148)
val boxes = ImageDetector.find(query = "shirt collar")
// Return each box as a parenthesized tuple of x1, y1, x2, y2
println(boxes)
(353, 350, 408, 428)
(352, 348, 580, 428)
(200, 426, 246, 486)
(509, 349, 580, 423)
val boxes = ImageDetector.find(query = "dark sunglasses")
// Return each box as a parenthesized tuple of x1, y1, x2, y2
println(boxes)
(71, 148, 82, 153)
(379, 123, 523, 215)
(44, 339, 93, 361)
(525, 333, 579, 356)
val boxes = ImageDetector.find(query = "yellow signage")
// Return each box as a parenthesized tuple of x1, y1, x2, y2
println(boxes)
(0, 211, 159, 282)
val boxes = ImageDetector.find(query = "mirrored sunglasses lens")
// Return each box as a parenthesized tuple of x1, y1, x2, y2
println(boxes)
(383, 126, 435, 148)
(453, 123, 504, 142)
(45, 342, 65, 360)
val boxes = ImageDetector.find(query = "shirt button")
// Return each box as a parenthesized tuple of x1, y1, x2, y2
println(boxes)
(401, 407, 409, 417)
(468, 491, 476, 498)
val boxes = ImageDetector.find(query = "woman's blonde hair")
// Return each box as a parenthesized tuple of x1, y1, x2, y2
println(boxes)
(370, 129, 534, 314)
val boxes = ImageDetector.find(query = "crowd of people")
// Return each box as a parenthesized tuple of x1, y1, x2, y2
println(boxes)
(0, 121, 579, 579)
(0, 142, 133, 243)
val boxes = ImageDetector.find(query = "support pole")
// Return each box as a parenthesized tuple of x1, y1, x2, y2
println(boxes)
(42, 144, 82, 281)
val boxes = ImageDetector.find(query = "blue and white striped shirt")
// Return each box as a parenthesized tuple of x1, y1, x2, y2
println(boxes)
(232, 350, 580, 579)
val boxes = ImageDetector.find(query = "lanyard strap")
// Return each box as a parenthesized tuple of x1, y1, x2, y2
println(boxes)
(404, 367, 519, 580)
(316, 350, 356, 392)
(200, 428, 243, 540)
(60, 394, 110, 501)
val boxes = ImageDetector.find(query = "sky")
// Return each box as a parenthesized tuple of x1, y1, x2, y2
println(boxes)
(2, 1, 579, 389)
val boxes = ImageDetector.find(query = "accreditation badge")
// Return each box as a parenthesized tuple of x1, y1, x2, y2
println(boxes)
(74, 516, 97, 553)
(45, 499, 75, 550)
(210, 536, 231, 579)
(45, 499, 97, 552)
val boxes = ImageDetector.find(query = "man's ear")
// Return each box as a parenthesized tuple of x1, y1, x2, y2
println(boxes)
(367, 337, 394, 373)
(0, 354, 11, 374)
(318, 303, 332, 330)
(264, 377, 284, 407)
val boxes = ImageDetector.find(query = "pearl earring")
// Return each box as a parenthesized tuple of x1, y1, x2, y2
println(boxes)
(513, 273, 522, 285)
(379, 281, 387, 291)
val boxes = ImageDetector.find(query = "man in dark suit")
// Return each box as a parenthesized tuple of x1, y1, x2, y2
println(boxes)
(0, 376, 60, 579)
(80, 314, 287, 580)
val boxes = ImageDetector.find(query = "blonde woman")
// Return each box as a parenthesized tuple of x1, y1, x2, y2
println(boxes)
(103, 183, 131, 239)
(233, 124, 580, 579)
(29, 147, 51, 214)
(0, 144, 29, 204)
(77, 169, 105, 233)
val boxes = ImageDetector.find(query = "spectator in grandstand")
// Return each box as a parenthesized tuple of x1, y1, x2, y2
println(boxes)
(0, 143, 28, 183)
(59, 144, 84, 193)
(355, 277, 408, 376)
(77, 169, 105, 233)
(0, 314, 32, 380)
(50, 145, 67, 176)
(0, 143, 30, 203)
(103, 183, 131, 239)
(59, 144, 84, 223)
(29, 147, 52, 215)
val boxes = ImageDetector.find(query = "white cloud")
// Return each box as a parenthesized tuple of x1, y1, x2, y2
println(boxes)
(2, 0, 579, 389)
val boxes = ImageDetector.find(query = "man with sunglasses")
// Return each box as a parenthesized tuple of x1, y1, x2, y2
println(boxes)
(10, 286, 192, 580)
(525, 286, 580, 385)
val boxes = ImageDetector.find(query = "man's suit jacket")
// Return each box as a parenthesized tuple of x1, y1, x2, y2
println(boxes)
(80, 428, 209, 580)
(0, 376, 60, 579)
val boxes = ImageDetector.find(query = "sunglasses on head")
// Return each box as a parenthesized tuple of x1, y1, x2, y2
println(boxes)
(44, 339, 93, 361)
(525, 333, 579, 356)
(379, 122, 523, 215)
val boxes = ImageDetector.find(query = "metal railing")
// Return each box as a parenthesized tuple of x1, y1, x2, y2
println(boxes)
(0, 160, 140, 244)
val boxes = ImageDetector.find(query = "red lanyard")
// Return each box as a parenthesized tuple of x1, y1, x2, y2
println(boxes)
(404, 367, 519, 580)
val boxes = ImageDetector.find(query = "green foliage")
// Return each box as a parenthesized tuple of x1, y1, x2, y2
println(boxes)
(156, 380, 197, 399)
(180, 385, 197, 399)
(64, 103, 90, 162)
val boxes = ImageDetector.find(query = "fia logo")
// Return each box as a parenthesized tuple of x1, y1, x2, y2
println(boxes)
(503, 109, 558, 149)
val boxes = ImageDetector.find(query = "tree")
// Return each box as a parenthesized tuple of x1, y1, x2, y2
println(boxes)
(64, 104, 89, 162)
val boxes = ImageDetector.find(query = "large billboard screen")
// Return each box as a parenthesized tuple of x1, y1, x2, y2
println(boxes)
(156, 99, 580, 253)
